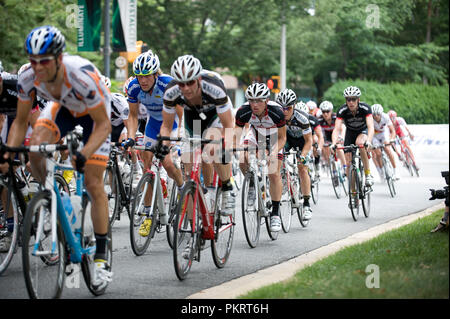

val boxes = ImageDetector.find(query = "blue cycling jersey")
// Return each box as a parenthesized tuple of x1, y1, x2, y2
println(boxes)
(127, 74, 172, 121)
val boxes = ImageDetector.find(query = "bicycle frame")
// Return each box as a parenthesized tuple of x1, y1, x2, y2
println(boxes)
(31, 148, 93, 263)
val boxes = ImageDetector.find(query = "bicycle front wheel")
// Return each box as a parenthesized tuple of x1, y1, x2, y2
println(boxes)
(329, 159, 342, 199)
(80, 197, 113, 296)
(173, 182, 198, 280)
(211, 188, 235, 268)
(166, 180, 179, 250)
(279, 191, 292, 233)
(241, 173, 260, 248)
(348, 168, 360, 222)
(104, 167, 122, 228)
(130, 173, 157, 256)
(22, 191, 65, 299)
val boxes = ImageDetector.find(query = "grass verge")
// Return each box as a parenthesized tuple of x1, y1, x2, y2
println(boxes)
(240, 209, 449, 299)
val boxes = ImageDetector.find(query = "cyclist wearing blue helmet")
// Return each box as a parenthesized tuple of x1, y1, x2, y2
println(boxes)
(124, 50, 184, 237)
(5, 25, 113, 289)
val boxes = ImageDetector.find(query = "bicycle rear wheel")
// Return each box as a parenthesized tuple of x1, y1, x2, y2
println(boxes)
(166, 180, 179, 250)
(173, 182, 198, 280)
(104, 167, 122, 227)
(241, 173, 260, 248)
(22, 191, 65, 299)
(211, 188, 235, 268)
(329, 159, 342, 199)
(80, 196, 113, 296)
(348, 168, 360, 222)
(130, 173, 157, 256)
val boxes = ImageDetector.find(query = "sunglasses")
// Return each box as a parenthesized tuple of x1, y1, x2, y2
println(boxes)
(322, 110, 331, 113)
(346, 97, 358, 102)
(29, 56, 55, 66)
(248, 99, 265, 104)
(282, 105, 293, 111)
(177, 80, 196, 88)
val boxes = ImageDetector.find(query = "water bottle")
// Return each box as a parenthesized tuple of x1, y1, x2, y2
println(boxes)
(161, 178, 168, 199)
(70, 195, 82, 231)
(205, 186, 216, 212)
(62, 193, 81, 232)
(123, 163, 131, 186)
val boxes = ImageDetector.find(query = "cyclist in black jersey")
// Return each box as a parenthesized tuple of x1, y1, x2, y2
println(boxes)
(235, 83, 287, 232)
(331, 86, 374, 186)
(161, 55, 236, 217)
(276, 89, 314, 221)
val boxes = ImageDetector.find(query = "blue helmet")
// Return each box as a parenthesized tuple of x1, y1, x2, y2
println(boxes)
(133, 50, 160, 76)
(25, 25, 65, 55)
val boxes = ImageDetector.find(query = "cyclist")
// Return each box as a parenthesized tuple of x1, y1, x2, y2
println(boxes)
(123, 50, 185, 236)
(276, 89, 313, 220)
(161, 55, 236, 217)
(306, 100, 322, 118)
(235, 83, 287, 232)
(0, 68, 46, 252)
(331, 86, 375, 186)
(296, 101, 324, 180)
(388, 110, 418, 171)
(317, 100, 347, 177)
(371, 104, 398, 181)
(4, 25, 113, 288)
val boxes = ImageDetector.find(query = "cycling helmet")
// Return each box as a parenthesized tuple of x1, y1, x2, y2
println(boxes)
(276, 89, 297, 107)
(245, 83, 270, 100)
(343, 86, 361, 97)
(295, 101, 309, 114)
(133, 50, 160, 76)
(18, 63, 31, 76)
(371, 104, 384, 115)
(25, 25, 65, 56)
(306, 100, 317, 110)
(319, 100, 333, 112)
(170, 55, 203, 82)
(101, 75, 111, 88)
(387, 110, 397, 119)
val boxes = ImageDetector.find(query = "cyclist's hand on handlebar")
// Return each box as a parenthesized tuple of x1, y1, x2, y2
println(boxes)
(121, 138, 135, 150)
(71, 151, 86, 173)
(364, 141, 373, 150)
(151, 143, 170, 160)
(299, 155, 308, 165)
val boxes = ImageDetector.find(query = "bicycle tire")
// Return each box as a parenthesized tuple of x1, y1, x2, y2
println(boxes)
(241, 173, 261, 248)
(166, 180, 179, 250)
(0, 186, 22, 276)
(173, 181, 197, 280)
(80, 196, 113, 296)
(129, 173, 157, 256)
(348, 167, 360, 222)
(383, 158, 396, 198)
(329, 159, 342, 199)
(22, 190, 65, 299)
(104, 167, 122, 227)
(211, 188, 235, 268)
(279, 170, 292, 233)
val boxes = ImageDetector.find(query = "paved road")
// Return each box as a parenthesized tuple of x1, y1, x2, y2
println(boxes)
(0, 159, 447, 299)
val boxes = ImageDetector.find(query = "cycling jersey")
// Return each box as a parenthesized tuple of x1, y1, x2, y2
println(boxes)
(336, 102, 372, 132)
(318, 112, 337, 142)
(163, 72, 232, 136)
(235, 100, 285, 137)
(110, 93, 129, 127)
(307, 113, 320, 135)
(373, 112, 392, 135)
(391, 116, 408, 138)
(127, 74, 173, 121)
(17, 54, 111, 166)
(284, 109, 312, 152)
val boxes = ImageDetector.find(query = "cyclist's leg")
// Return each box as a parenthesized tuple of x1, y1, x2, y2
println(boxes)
(402, 138, 417, 166)
(355, 131, 372, 178)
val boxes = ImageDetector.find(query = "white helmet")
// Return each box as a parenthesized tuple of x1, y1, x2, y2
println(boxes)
(101, 75, 111, 88)
(319, 100, 333, 112)
(245, 83, 270, 100)
(276, 89, 297, 107)
(123, 76, 135, 95)
(295, 101, 309, 114)
(343, 86, 361, 97)
(371, 104, 384, 115)
(18, 63, 31, 76)
(133, 50, 160, 76)
(170, 55, 203, 82)
(306, 100, 317, 110)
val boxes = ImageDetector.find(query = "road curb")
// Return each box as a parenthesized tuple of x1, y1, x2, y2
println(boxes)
(187, 202, 445, 299)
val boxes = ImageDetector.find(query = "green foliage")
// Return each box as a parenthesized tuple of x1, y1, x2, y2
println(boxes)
(323, 80, 449, 124)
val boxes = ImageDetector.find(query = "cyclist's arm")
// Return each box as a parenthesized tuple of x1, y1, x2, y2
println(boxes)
(366, 115, 375, 143)
(160, 105, 176, 146)
(83, 103, 112, 159)
(387, 122, 396, 141)
(302, 131, 313, 158)
(314, 125, 324, 151)
(175, 105, 184, 137)
(7, 97, 33, 147)
(331, 118, 343, 145)
(127, 101, 139, 140)
(275, 126, 287, 154)
(217, 108, 234, 150)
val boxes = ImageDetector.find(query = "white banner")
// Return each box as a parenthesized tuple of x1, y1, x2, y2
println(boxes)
(409, 124, 449, 163)
(118, 0, 137, 52)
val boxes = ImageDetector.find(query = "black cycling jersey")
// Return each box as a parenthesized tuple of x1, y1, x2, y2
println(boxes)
(284, 109, 311, 150)
(235, 101, 285, 131)
(163, 72, 232, 136)
(336, 102, 372, 132)
(318, 112, 337, 142)
(307, 113, 320, 135)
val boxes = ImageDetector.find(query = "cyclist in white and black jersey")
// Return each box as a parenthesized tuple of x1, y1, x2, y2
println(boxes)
(161, 55, 236, 217)
(4, 25, 112, 288)
(331, 86, 375, 186)
(235, 83, 287, 232)
(371, 104, 398, 181)
(276, 89, 314, 221)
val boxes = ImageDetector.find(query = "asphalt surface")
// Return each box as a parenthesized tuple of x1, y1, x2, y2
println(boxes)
(0, 159, 448, 299)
